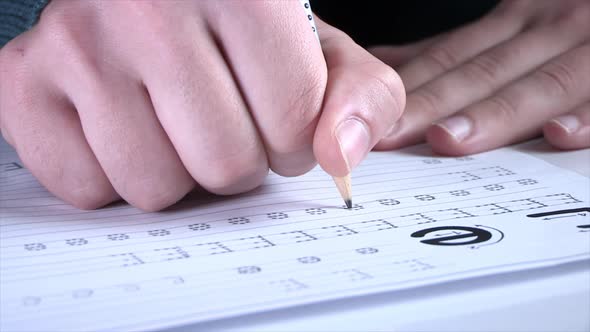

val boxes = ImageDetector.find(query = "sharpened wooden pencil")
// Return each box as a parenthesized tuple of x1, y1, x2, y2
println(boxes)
(333, 175, 352, 209)
(301, 0, 352, 209)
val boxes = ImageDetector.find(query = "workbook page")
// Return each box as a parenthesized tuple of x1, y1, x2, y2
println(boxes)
(1, 138, 589, 332)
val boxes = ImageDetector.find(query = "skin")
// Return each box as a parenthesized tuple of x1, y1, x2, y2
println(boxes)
(0, 1, 404, 211)
(1, 0, 588, 212)
(371, 0, 590, 155)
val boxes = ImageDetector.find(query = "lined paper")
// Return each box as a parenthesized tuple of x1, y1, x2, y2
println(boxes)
(1, 137, 589, 331)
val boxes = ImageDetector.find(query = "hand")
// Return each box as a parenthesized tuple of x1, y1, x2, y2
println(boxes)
(0, 1, 404, 211)
(369, 0, 590, 155)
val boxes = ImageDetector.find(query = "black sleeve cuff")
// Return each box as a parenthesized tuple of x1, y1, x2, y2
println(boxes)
(1, 0, 50, 48)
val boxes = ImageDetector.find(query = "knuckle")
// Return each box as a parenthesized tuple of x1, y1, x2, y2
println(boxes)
(485, 95, 520, 121)
(65, 181, 116, 210)
(535, 61, 576, 97)
(126, 177, 188, 212)
(131, 193, 178, 212)
(462, 52, 503, 88)
(410, 86, 443, 117)
(39, 4, 81, 43)
(201, 158, 268, 195)
(126, 1, 181, 44)
(365, 63, 406, 118)
(37, 5, 106, 87)
(423, 44, 460, 72)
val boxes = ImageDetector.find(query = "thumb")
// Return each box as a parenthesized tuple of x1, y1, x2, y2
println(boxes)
(313, 18, 406, 177)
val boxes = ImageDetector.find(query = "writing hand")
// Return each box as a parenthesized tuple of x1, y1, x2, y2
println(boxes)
(0, 1, 404, 211)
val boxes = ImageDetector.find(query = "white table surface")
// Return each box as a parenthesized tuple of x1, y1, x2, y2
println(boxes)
(163, 140, 590, 332)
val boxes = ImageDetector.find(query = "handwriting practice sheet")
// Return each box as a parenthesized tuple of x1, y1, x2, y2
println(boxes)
(1, 137, 589, 331)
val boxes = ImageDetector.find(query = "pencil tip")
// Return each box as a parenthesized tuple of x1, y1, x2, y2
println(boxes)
(345, 199, 352, 209)
(333, 175, 352, 210)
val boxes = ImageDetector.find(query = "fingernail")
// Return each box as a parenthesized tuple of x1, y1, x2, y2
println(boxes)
(436, 115, 473, 142)
(551, 115, 580, 134)
(336, 118, 371, 172)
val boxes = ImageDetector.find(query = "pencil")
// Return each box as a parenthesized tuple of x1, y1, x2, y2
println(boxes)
(300, 0, 353, 209)
(333, 175, 352, 209)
